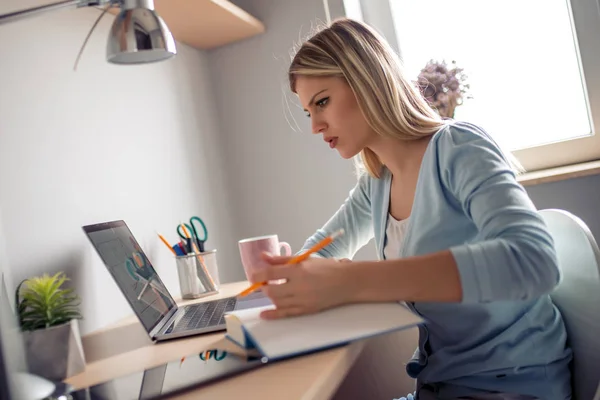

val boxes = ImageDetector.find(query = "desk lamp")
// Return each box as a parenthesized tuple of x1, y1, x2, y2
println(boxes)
(0, 0, 177, 67)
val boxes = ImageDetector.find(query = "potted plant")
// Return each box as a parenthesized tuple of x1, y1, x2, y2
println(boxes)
(16, 271, 86, 381)
(416, 59, 471, 119)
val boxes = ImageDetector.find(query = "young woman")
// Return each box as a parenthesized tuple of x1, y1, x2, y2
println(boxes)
(251, 18, 572, 399)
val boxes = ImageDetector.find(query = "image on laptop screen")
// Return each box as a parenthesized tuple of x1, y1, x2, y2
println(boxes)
(84, 221, 176, 333)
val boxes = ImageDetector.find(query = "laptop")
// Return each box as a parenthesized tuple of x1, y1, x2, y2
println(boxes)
(82, 220, 271, 341)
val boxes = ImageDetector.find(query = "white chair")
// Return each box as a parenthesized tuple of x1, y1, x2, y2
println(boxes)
(541, 209, 600, 400)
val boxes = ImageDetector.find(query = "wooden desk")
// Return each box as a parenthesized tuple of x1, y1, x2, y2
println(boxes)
(65, 281, 365, 400)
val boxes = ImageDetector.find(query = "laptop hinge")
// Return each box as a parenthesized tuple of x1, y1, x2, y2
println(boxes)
(149, 306, 179, 339)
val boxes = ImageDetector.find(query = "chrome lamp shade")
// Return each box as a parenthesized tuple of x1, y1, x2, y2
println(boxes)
(107, 0, 176, 64)
(0, 0, 177, 66)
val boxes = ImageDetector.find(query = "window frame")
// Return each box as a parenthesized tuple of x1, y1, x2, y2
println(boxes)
(343, 0, 600, 172)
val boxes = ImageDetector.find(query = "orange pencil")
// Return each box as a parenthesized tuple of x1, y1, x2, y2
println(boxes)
(237, 229, 345, 297)
(157, 232, 177, 256)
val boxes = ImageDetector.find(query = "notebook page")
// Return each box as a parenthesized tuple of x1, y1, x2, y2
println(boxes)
(230, 303, 422, 360)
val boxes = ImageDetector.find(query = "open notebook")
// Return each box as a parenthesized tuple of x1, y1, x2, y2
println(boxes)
(223, 303, 423, 361)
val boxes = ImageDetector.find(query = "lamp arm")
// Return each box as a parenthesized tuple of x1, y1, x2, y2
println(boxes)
(0, 0, 112, 25)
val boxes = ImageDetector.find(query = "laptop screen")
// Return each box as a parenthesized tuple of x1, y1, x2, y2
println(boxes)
(83, 220, 176, 333)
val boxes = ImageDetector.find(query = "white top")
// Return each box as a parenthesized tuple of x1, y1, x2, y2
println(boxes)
(383, 214, 410, 260)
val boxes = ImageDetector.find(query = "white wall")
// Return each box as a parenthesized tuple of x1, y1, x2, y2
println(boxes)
(0, 3, 238, 334)
(210, 0, 377, 267)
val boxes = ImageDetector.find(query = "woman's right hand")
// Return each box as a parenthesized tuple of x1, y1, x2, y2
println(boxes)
(251, 254, 357, 319)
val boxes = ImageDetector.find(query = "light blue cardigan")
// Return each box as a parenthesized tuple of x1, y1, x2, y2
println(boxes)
(300, 121, 572, 399)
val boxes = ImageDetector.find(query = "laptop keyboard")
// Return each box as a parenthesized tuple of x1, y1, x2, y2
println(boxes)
(171, 298, 237, 333)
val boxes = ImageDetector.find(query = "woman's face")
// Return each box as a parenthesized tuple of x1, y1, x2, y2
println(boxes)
(295, 76, 376, 159)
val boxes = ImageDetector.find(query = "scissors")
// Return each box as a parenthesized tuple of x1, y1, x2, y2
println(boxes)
(199, 349, 227, 361)
(180, 349, 227, 367)
(177, 216, 208, 252)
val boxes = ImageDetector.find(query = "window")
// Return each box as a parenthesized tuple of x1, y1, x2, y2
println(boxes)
(369, 0, 600, 171)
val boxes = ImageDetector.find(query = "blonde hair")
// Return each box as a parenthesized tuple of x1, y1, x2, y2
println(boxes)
(288, 18, 446, 178)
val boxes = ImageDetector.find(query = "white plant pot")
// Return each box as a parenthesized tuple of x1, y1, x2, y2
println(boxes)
(22, 318, 86, 381)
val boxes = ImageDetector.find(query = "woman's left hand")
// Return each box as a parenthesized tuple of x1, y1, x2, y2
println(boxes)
(249, 253, 356, 320)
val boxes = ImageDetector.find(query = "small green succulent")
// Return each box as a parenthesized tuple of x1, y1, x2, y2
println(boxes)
(16, 272, 82, 331)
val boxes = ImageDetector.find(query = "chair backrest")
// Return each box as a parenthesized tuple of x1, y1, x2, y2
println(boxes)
(540, 209, 600, 400)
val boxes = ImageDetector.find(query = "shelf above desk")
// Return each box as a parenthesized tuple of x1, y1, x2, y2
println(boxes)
(108, 0, 266, 50)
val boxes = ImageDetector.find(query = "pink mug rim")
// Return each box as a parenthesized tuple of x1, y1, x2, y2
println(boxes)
(238, 234, 280, 244)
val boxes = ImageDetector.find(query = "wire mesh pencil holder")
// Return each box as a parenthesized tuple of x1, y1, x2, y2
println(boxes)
(175, 249, 220, 299)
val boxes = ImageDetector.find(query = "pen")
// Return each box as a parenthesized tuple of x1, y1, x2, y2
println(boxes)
(172, 244, 185, 256)
(237, 229, 345, 297)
